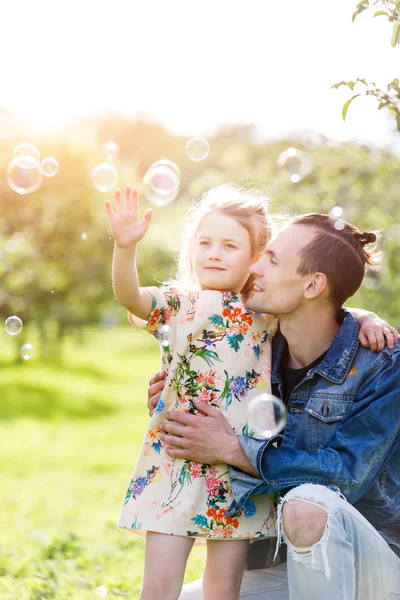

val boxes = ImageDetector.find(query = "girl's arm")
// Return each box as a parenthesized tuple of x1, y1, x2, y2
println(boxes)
(105, 185, 153, 319)
(348, 307, 399, 352)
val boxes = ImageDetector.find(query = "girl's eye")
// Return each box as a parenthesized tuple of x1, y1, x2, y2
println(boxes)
(226, 244, 237, 249)
(269, 257, 277, 265)
(199, 240, 210, 246)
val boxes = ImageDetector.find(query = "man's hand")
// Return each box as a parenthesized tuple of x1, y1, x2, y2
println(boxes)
(147, 370, 166, 416)
(159, 398, 260, 477)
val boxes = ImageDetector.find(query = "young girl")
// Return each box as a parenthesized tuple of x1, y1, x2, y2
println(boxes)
(105, 183, 395, 600)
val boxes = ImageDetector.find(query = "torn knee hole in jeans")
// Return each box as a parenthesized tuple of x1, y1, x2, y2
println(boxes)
(274, 494, 332, 581)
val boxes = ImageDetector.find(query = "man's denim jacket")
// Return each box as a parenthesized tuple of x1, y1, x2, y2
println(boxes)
(228, 310, 400, 557)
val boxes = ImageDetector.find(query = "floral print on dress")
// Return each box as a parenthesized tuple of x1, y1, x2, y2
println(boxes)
(119, 287, 278, 540)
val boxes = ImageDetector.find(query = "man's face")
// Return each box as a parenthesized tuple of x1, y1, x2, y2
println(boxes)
(246, 224, 318, 316)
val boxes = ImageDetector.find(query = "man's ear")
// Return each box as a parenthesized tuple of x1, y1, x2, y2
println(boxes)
(304, 272, 328, 299)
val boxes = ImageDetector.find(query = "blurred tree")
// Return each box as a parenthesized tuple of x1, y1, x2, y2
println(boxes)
(1, 119, 400, 363)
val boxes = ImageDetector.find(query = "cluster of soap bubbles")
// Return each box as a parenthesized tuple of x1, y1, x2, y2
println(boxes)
(92, 137, 209, 207)
(247, 393, 287, 439)
(6, 140, 59, 195)
(328, 205, 346, 230)
(4, 316, 35, 360)
(277, 147, 313, 183)
(155, 324, 172, 352)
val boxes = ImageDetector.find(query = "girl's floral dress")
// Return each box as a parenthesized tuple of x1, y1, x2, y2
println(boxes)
(118, 286, 278, 541)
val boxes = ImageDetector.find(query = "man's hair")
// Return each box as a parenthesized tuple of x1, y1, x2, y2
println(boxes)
(289, 213, 381, 309)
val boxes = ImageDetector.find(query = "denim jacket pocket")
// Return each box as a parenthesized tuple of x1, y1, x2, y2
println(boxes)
(305, 395, 353, 423)
(305, 395, 353, 450)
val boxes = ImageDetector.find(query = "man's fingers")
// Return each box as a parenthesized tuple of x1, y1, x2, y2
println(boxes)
(147, 383, 165, 405)
(191, 397, 220, 416)
(164, 447, 188, 458)
(148, 370, 167, 387)
(159, 421, 188, 437)
(159, 432, 187, 449)
(165, 410, 199, 426)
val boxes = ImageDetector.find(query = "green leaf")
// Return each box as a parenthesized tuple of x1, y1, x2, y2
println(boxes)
(373, 10, 388, 17)
(388, 77, 400, 91)
(391, 20, 400, 46)
(331, 81, 348, 90)
(396, 113, 400, 132)
(352, 0, 369, 22)
(342, 94, 361, 120)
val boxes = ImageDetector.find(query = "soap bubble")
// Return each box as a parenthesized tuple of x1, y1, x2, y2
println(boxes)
(7, 160, 43, 194)
(102, 141, 119, 163)
(277, 147, 312, 183)
(21, 343, 34, 360)
(329, 207, 346, 231)
(156, 324, 172, 351)
(143, 160, 180, 207)
(329, 205, 343, 218)
(247, 393, 286, 439)
(5, 316, 23, 335)
(186, 137, 209, 161)
(333, 219, 346, 231)
(0, 115, 12, 139)
(13, 142, 40, 169)
(92, 162, 118, 192)
(40, 157, 59, 177)
(95, 586, 108, 597)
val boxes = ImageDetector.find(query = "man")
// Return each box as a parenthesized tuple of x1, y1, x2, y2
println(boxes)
(147, 214, 400, 599)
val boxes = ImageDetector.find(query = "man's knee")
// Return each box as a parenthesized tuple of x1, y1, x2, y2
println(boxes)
(282, 499, 327, 548)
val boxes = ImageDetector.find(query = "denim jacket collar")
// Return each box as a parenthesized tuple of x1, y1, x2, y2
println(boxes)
(272, 309, 360, 386)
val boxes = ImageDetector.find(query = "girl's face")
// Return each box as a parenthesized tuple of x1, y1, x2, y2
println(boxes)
(193, 211, 254, 292)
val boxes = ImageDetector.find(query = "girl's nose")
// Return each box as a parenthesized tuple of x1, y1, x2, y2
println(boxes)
(208, 246, 222, 261)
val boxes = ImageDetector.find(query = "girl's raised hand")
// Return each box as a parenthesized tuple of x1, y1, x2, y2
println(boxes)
(105, 185, 152, 248)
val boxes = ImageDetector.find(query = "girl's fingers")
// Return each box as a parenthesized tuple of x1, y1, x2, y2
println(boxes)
(141, 208, 152, 231)
(374, 332, 384, 352)
(389, 326, 399, 343)
(130, 187, 138, 216)
(104, 200, 115, 221)
(114, 188, 122, 214)
(383, 327, 395, 349)
(123, 184, 131, 212)
(358, 331, 368, 348)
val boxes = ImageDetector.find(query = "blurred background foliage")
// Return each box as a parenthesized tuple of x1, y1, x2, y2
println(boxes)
(1, 115, 400, 363)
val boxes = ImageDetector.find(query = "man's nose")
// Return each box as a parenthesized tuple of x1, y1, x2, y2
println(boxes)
(249, 255, 264, 275)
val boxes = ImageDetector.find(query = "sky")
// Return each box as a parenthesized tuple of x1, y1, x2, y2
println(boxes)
(1, 0, 399, 150)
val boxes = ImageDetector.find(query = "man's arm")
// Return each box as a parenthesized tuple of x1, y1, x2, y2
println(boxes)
(246, 347, 400, 504)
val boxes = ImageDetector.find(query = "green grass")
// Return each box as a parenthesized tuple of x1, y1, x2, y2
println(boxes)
(0, 325, 206, 599)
